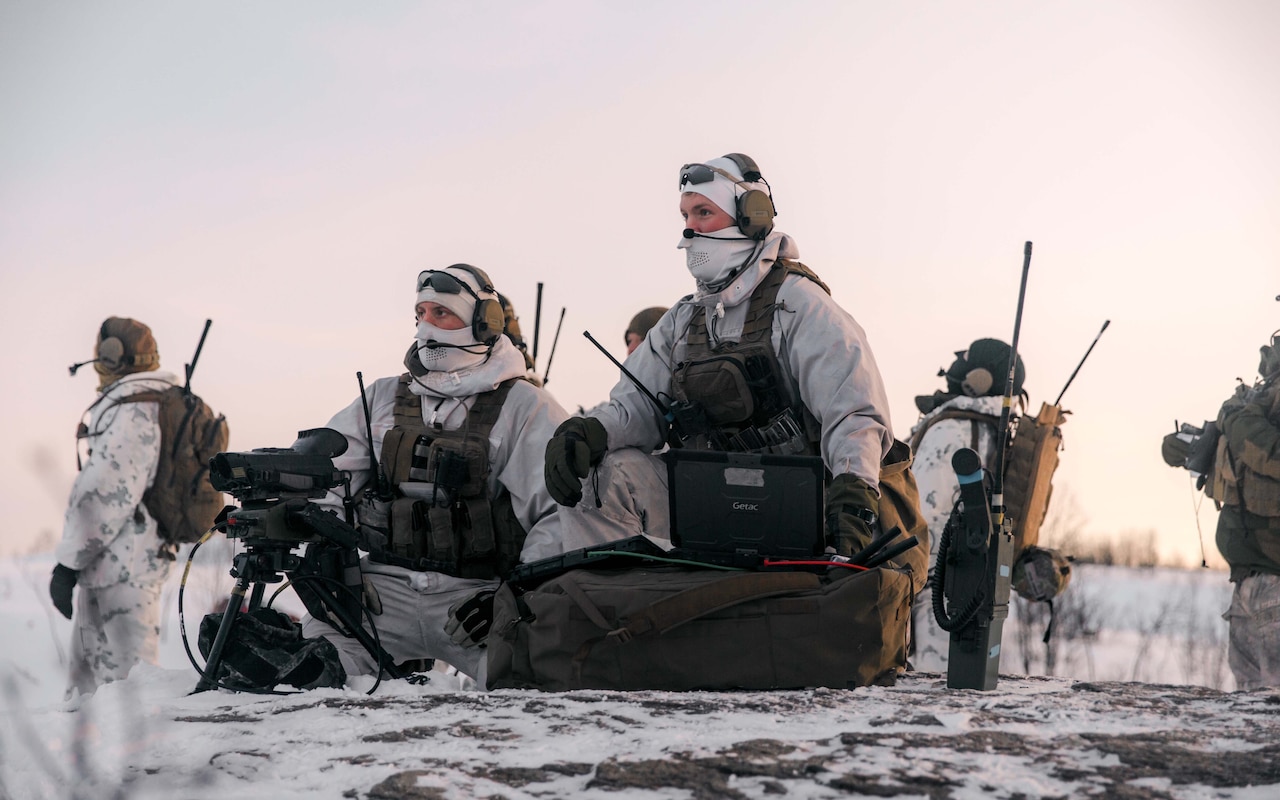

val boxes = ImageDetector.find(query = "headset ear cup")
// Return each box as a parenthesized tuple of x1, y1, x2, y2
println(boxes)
(474, 298, 505, 346)
(961, 367, 994, 397)
(736, 189, 776, 239)
(97, 337, 126, 371)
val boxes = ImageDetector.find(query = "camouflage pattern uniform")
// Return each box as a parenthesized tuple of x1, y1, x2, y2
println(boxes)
(56, 371, 178, 697)
(907, 394, 1003, 673)
(301, 336, 663, 683)
(1214, 380, 1280, 691)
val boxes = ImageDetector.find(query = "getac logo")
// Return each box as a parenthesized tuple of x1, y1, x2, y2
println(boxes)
(731, 501, 760, 512)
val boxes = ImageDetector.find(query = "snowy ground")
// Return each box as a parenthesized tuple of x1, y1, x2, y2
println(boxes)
(3, 547, 1274, 799)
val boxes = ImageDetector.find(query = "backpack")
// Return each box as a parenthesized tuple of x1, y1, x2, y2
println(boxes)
(117, 386, 230, 544)
(878, 439, 930, 594)
(1002, 402, 1066, 554)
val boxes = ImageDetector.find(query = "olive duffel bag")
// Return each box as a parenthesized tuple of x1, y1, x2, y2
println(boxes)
(486, 564, 913, 691)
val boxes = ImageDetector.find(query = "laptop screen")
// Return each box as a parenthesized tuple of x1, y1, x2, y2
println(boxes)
(663, 449, 826, 559)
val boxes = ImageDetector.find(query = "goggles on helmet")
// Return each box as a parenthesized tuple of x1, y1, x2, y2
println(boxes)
(679, 162, 753, 191)
(417, 270, 481, 302)
(679, 163, 720, 188)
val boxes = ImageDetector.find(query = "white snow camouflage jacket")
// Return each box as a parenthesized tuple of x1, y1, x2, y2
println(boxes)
(909, 394, 1004, 545)
(590, 231, 894, 491)
(57, 371, 179, 589)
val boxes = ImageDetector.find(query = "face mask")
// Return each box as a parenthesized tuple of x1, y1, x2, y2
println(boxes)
(677, 228, 759, 290)
(415, 321, 489, 373)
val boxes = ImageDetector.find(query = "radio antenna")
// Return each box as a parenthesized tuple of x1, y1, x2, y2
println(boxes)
(1054, 320, 1110, 407)
(541, 307, 565, 385)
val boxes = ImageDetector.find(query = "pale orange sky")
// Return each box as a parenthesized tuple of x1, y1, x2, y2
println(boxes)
(2, 1, 1276, 566)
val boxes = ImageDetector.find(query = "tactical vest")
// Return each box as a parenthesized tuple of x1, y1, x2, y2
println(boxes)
(671, 258, 829, 455)
(1212, 383, 1280, 518)
(374, 375, 527, 579)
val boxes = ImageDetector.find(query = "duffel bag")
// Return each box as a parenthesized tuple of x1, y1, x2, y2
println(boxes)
(486, 565, 913, 691)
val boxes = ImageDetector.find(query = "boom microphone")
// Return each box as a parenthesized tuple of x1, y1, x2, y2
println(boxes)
(418, 340, 489, 353)
(68, 358, 100, 376)
(682, 228, 753, 242)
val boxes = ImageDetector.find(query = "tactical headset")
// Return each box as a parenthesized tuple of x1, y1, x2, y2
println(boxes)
(679, 152, 777, 240)
(416, 264, 506, 346)
(942, 339, 1025, 398)
(68, 318, 157, 376)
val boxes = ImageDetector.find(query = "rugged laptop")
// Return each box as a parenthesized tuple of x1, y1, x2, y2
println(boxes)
(663, 449, 826, 561)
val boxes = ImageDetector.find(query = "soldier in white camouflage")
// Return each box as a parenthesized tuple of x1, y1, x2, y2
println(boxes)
(907, 339, 1024, 673)
(52, 317, 179, 698)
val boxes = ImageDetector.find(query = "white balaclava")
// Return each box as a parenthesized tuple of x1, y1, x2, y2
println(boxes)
(413, 266, 493, 373)
(677, 156, 768, 290)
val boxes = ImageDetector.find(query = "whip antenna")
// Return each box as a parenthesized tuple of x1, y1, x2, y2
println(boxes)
(991, 242, 1033, 526)
(1054, 319, 1110, 407)
(541, 307, 565, 385)
(184, 319, 213, 394)
(532, 282, 544, 362)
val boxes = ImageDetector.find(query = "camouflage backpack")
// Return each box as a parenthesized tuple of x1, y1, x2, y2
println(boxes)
(115, 386, 230, 544)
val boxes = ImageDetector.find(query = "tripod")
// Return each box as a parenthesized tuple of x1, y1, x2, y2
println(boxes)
(194, 510, 404, 693)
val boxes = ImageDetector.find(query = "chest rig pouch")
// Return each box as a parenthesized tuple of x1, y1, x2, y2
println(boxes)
(375, 376, 526, 579)
(672, 259, 829, 455)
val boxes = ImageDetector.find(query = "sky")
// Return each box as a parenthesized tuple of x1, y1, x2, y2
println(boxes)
(1, 1, 1277, 567)
(0, 552, 1266, 799)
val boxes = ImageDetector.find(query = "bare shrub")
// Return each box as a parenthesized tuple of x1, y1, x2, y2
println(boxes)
(1010, 574, 1101, 679)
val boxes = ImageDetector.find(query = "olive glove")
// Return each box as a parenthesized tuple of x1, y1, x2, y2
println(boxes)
(825, 473, 879, 558)
(49, 564, 78, 620)
(544, 416, 609, 507)
(444, 588, 498, 648)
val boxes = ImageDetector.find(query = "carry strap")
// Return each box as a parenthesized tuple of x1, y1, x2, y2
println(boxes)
(563, 570, 823, 681)
(611, 571, 820, 641)
(908, 408, 1002, 474)
(589, 571, 821, 642)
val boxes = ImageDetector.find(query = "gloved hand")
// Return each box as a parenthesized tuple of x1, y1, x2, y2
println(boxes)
(825, 473, 879, 558)
(444, 588, 499, 648)
(544, 416, 608, 507)
(49, 564, 78, 620)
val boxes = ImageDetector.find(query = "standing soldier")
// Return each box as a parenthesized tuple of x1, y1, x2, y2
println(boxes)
(1212, 333, 1280, 691)
(908, 339, 1025, 673)
(53, 318, 178, 698)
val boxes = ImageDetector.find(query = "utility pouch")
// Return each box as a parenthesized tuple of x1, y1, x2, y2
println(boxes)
(389, 497, 429, 560)
(674, 356, 755, 427)
(1011, 545, 1072, 602)
(427, 440, 487, 497)
(357, 495, 392, 553)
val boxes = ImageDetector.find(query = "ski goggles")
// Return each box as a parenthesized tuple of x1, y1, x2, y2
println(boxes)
(417, 270, 481, 302)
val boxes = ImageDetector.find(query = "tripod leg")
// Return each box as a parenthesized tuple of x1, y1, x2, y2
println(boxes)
(312, 585, 405, 681)
(192, 576, 252, 694)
